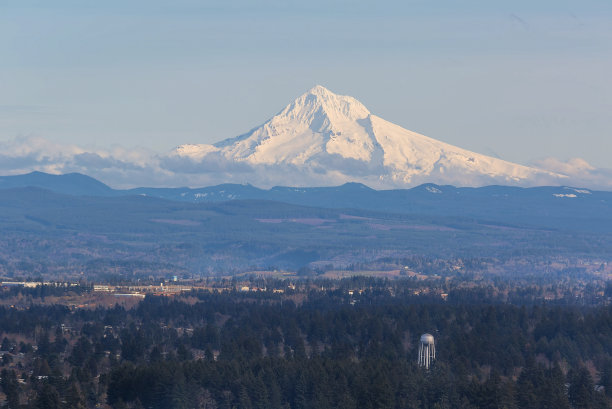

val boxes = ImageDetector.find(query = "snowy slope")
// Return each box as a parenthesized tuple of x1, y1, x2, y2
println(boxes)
(172, 85, 564, 188)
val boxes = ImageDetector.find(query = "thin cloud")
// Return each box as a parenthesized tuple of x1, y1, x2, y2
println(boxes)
(160, 151, 254, 174)
(531, 157, 612, 190)
(71, 152, 146, 171)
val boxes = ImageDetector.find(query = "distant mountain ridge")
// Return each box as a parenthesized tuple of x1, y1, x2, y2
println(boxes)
(1, 176, 612, 273)
(169, 85, 564, 188)
(0, 171, 114, 196)
(1, 171, 611, 233)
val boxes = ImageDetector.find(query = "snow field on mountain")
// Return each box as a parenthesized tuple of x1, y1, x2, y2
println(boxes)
(172, 85, 564, 188)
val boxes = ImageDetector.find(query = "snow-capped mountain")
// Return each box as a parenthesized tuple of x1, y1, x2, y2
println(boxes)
(171, 85, 564, 188)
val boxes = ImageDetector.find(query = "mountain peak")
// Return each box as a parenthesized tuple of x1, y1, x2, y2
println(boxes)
(210, 86, 374, 162)
(307, 84, 332, 95)
(305, 85, 351, 101)
(0, 171, 113, 196)
(280, 85, 370, 123)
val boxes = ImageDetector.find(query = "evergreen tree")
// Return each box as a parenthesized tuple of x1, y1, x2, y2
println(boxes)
(239, 385, 253, 409)
(0, 369, 20, 409)
(293, 373, 308, 409)
(35, 383, 61, 409)
(542, 364, 570, 409)
(569, 367, 595, 409)
(600, 360, 612, 398)
(65, 382, 87, 409)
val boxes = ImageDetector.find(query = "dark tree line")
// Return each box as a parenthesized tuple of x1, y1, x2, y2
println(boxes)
(0, 282, 611, 408)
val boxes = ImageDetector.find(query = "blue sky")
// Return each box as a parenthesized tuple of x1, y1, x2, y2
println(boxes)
(1, 0, 611, 171)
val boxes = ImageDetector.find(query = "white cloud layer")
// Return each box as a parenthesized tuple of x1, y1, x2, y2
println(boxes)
(531, 157, 612, 190)
(1, 136, 611, 190)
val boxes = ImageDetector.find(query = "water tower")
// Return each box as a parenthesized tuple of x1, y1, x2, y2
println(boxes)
(418, 333, 435, 369)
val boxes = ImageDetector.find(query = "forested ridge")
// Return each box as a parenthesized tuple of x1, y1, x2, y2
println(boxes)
(0, 281, 611, 408)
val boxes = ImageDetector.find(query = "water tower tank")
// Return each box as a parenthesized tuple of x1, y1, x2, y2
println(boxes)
(418, 333, 435, 369)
